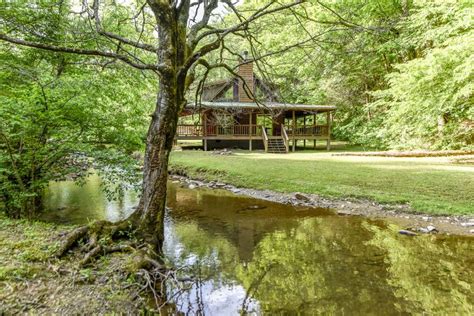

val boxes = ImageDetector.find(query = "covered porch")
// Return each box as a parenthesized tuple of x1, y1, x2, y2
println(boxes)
(177, 102, 336, 153)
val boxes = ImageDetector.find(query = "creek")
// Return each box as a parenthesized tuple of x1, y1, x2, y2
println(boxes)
(41, 174, 474, 314)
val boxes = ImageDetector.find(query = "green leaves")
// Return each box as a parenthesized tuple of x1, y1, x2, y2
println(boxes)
(0, 27, 154, 217)
(229, 0, 473, 150)
(367, 1, 474, 149)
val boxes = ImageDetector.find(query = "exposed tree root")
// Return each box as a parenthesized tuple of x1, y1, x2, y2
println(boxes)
(81, 245, 102, 266)
(55, 219, 142, 267)
(56, 226, 89, 258)
(55, 218, 170, 310)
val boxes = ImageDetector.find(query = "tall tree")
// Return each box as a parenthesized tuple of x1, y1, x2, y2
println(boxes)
(0, 0, 309, 262)
(0, 36, 153, 218)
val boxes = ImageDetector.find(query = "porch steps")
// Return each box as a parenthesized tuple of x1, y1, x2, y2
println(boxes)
(267, 138, 287, 153)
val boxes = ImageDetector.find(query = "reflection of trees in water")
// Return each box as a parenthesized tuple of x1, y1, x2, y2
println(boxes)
(365, 223, 474, 314)
(234, 217, 406, 314)
(166, 219, 264, 314)
(168, 216, 395, 314)
(166, 183, 333, 262)
(43, 174, 138, 224)
(168, 221, 239, 278)
(166, 185, 474, 314)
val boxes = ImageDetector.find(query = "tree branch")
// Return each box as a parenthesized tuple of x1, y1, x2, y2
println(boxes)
(181, 0, 304, 75)
(0, 33, 162, 72)
(190, 0, 303, 48)
(187, 0, 219, 43)
(91, 0, 158, 53)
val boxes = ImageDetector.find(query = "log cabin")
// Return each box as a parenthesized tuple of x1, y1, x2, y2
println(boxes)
(177, 58, 336, 153)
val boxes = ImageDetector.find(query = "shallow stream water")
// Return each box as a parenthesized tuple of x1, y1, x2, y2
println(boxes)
(42, 175, 474, 315)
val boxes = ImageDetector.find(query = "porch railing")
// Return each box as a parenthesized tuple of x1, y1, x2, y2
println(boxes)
(287, 125, 329, 137)
(206, 125, 260, 136)
(176, 124, 263, 137)
(176, 124, 204, 137)
(206, 124, 263, 136)
(176, 124, 329, 138)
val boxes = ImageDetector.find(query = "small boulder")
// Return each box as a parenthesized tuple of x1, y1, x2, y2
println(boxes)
(294, 193, 310, 202)
(418, 225, 437, 233)
(337, 210, 352, 216)
(399, 230, 417, 236)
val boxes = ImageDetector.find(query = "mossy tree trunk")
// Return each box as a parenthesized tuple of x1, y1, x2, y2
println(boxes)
(129, 5, 190, 253)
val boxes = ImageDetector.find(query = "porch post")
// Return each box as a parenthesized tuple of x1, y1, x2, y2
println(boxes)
(303, 114, 306, 149)
(326, 111, 331, 151)
(203, 111, 208, 151)
(313, 113, 316, 149)
(249, 111, 252, 151)
(292, 110, 296, 152)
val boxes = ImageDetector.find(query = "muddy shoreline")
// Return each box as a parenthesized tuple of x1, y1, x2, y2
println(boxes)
(170, 174, 474, 236)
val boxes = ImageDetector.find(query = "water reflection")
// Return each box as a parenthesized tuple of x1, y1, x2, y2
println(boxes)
(366, 224, 473, 314)
(42, 173, 137, 224)
(165, 185, 474, 315)
(42, 176, 474, 314)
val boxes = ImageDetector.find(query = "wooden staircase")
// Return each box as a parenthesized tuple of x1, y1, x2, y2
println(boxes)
(262, 124, 289, 153)
(267, 138, 287, 153)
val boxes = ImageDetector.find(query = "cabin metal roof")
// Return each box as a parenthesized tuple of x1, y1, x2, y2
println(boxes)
(187, 101, 336, 111)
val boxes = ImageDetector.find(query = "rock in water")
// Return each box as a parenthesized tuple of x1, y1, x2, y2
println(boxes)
(337, 210, 352, 216)
(399, 230, 418, 236)
(245, 205, 267, 210)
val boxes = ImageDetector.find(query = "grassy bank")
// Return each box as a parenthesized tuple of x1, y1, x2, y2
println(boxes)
(170, 150, 474, 215)
(0, 215, 143, 314)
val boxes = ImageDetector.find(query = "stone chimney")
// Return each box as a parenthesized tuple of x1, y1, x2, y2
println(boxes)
(237, 52, 254, 102)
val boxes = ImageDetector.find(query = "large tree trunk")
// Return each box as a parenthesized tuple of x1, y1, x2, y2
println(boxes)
(130, 14, 188, 253)
(133, 82, 180, 252)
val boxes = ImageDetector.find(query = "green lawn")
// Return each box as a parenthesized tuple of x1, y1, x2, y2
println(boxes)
(170, 150, 474, 215)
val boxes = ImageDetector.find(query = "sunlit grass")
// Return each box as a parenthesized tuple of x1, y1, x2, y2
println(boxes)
(170, 150, 474, 215)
